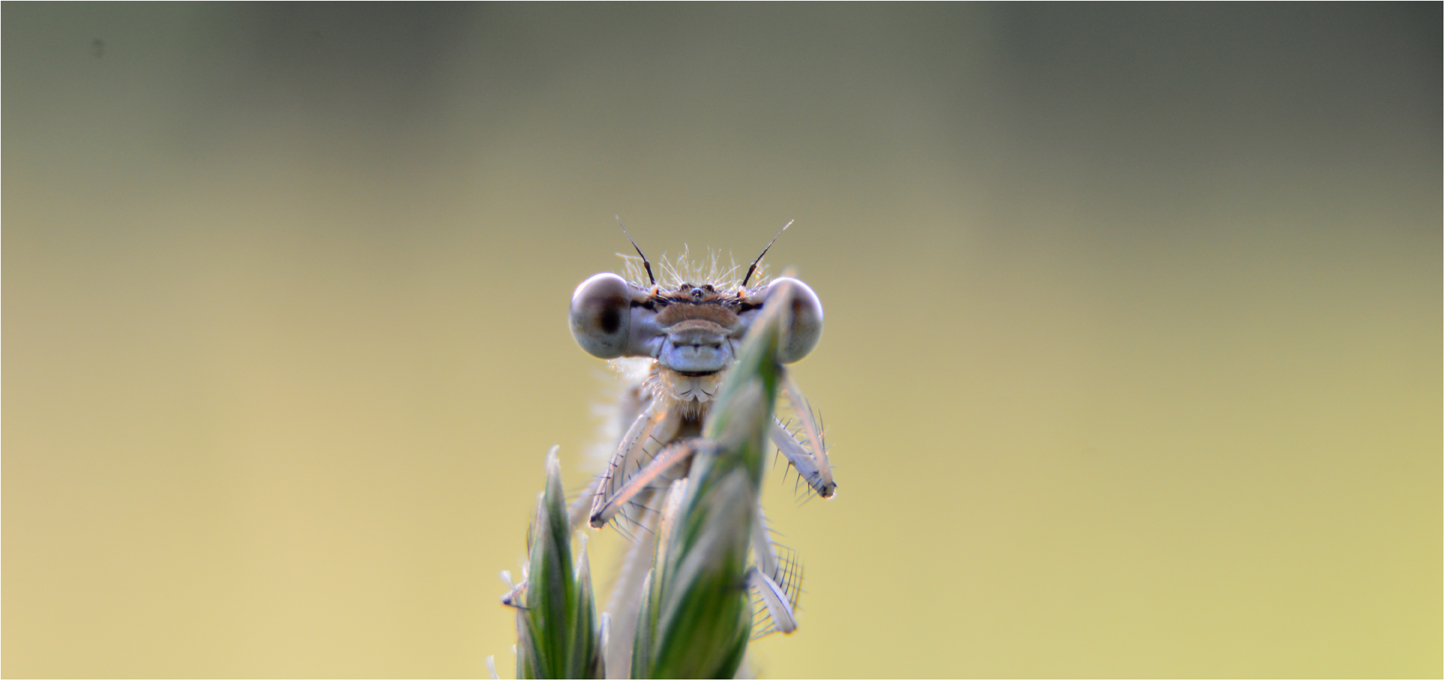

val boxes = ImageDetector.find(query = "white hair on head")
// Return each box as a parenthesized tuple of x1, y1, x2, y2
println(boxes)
(618, 246, 769, 292)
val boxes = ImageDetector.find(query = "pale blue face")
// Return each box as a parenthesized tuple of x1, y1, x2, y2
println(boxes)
(568, 273, 823, 375)
(654, 315, 737, 375)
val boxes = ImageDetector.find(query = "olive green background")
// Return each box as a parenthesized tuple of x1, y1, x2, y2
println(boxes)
(4, 4, 1439, 677)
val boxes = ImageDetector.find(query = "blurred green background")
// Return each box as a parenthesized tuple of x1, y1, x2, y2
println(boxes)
(4, 3, 1439, 677)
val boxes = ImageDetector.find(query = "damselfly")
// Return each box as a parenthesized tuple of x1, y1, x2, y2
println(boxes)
(563, 221, 836, 666)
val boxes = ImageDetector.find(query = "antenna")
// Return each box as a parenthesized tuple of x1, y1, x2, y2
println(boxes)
(742, 219, 793, 287)
(616, 215, 655, 285)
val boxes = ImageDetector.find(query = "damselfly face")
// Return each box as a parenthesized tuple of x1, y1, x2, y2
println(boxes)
(569, 273, 824, 375)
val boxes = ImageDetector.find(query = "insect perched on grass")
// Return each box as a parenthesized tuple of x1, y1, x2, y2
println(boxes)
(565, 221, 837, 670)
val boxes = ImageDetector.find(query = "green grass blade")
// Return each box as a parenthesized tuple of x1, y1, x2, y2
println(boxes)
(646, 471, 755, 679)
(516, 447, 604, 679)
(568, 535, 603, 678)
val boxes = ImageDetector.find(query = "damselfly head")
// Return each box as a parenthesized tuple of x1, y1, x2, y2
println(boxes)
(569, 227, 823, 372)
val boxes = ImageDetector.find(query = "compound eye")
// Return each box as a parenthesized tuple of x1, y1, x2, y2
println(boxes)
(768, 277, 824, 363)
(569, 273, 633, 359)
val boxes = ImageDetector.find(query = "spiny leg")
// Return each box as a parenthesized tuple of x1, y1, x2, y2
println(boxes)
(770, 421, 827, 500)
(747, 507, 802, 636)
(778, 375, 834, 497)
(586, 401, 680, 529)
(769, 414, 835, 500)
(568, 381, 652, 530)
(589, 438, 707, 528)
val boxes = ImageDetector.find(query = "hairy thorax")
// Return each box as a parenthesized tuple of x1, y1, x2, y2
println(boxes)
(645, 362, 726, 423)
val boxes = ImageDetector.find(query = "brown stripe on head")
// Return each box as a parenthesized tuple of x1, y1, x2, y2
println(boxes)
(655, 301, 741, 329)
